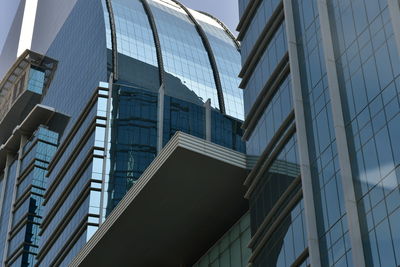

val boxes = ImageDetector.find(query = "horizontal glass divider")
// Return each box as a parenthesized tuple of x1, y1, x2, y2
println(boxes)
(239, 1, 284, 83)
(44, 123, 96, 203)
(248, 175, 301, 248)
(244, 110, 295, 186)
(237, 0, 263, 35)
(248, 189, 303, 263)
(41, 158, 94, 230)
(38, 187, 91, 260)
(245, 123, 296, 197)
(47, 88, 103, 175)
(242, 55, 290, 140)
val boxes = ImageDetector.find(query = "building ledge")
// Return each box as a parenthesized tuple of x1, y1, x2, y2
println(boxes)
(71, 132, 250, 267)
(0, 49, 58, 149)
(0, 90, 42, 146)
(0, 104, 69, 169)
(0, 50, 57, 99)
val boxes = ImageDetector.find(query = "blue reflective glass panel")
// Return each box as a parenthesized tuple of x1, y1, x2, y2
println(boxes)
(195, 12, 244, 120)
(148, 0, 220, 109)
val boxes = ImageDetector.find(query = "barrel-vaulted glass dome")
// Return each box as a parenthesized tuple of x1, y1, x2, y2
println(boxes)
(99, 0, 246, 212)
(102, 0, 244, 120)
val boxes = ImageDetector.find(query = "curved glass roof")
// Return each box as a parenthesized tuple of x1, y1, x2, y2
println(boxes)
(193, 11, 244, 120)
(104, 0, 244, 120)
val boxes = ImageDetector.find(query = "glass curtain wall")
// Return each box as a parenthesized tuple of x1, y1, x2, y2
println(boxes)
(328, 0, 400, 266)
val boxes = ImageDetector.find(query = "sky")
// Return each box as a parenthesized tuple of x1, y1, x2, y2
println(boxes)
(0, 0, 239, 54)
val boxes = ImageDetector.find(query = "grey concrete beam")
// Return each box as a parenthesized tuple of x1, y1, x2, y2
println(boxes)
(316, 0, 366, 266)
(283, 0, 322, 266)
(204, 99, 211, 142)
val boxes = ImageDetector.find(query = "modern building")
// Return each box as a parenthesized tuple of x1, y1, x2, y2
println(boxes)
(238, 0, 400, 266)
(0, 0, 249, 266)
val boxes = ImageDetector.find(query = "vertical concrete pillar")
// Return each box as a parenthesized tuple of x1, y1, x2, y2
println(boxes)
(316, 0, 366, 266)
(0, 153, 15, 225)
(204, 99, 212, 142)
(283, 1, 322, 266)
(3, 134, 28, 265)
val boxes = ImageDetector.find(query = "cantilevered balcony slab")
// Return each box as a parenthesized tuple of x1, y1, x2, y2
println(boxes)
(71, 132, 250, 267)
(0, 104, 69, 170)
(0, 49, 58, 148)
(0, 90, 42, 145)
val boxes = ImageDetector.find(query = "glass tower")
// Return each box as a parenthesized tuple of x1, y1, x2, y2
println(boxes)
(0, 0, 245, 266)
(238, 0, 400, 266)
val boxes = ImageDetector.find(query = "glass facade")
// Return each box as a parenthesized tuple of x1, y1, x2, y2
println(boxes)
(107, 84, 158, 212)
(0, 0, 248, 266)
(292, 0, 352, 265)
(148, 0, 220, 109)
(104, 0, 246, 212)
(27, 68, 45, 94)
(248, 135, 308, 267)
(246, 76, 293, 155)
(112, 0, 160, 90)
(239, 0, 309, 266)
(239, 0, 400, 266)
(254, 199, 309, 267)
(193, 213, 251, 267)
(211, 111, 245, 153)
(113, 0, 158, 67)
(243, 22, 287, 114)
(163, 95, 205, 143)
(240, 0, 282, 63)
(194, 12, 244, 119)
(328, 0, 400, 266)
(0, 127, 58, 267)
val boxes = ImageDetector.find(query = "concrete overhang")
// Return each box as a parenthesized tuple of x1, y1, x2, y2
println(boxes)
(0, 89, 42, 145)
(71, 132, 251, 267)
(0, 104, 69, 169)
(0, 49, 58, 149)
(0, 49, 57, 98)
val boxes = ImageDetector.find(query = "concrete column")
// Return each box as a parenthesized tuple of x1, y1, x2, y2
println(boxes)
(388, 0, 400, 55)
(157, 84, 165, 153)
(316, 0, 366, 266)
(204, 99, 212, 142)
(3, 134, 28, 265)
(283, 1, 322, 266)
(0, 153, 15, 225)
